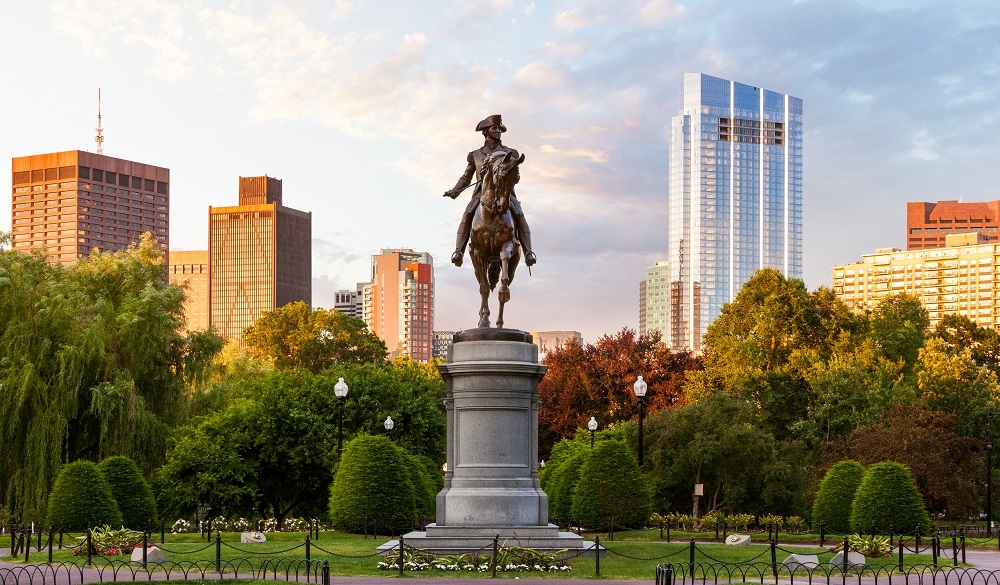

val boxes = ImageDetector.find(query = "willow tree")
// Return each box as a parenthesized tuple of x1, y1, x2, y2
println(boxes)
(0, 233, 221, 521)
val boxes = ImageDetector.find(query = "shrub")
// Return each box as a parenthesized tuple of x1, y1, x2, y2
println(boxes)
(571, 440, 650, 529)
(329, 435, 415, 533)
(407, 453, 441, 519)
(725, 513, 754, 531)
(812, 460, 866, 534)
(547, 450, 590, 523)
(97, 456, 158, 529)
(849, 461, 930, 534)
(46, 461, 122, 530)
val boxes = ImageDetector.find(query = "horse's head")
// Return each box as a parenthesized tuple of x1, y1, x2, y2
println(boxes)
(482, 150, 525, 214)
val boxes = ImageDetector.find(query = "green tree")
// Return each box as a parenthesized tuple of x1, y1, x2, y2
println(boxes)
(46, 461, 122, 530)
(548, 448, 591, 523)
(811, 460, 865, 533)
(867, 294, 928, 377)
(571, 440, 650, 529)
(329, 435, 415, 532)
(0, 234, 221, 521)
(930, 314, 1000, 376)
(849, 461, 930, 533)
(242, 302, 387, 371)
(97, 456, 158, 529)
(914, 337, 1000, 437)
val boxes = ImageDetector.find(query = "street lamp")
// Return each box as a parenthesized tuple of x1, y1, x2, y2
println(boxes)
(384, 415, 395, 434)
(334, 377, 349, 457)
(633, 375, 648, 467)
(988, 409, 997, 536)
(587, 416, 598, 448)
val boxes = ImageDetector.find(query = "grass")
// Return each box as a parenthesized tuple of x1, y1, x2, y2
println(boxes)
(2, 529, 951, 580)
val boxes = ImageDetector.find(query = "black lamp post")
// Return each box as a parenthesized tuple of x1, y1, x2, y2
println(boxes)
(988, 409, 997, 536)
(334, 377, 349, 457)
(588, 416, 598, 448)
(633, 375, 648, 467)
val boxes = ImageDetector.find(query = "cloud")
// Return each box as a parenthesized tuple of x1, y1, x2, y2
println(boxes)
(908, 129, 939, 161)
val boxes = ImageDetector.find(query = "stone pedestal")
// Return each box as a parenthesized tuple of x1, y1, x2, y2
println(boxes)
(380, 328, 595, 555)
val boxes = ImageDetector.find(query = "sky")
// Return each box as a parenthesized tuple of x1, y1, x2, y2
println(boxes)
(1, 0, 999, 343)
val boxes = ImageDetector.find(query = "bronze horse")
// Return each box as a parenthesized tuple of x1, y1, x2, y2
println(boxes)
(469, 150, 525, 328)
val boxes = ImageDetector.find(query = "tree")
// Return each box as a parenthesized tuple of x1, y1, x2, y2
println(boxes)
(97, 456, 158, 529)
(548, 448, 591, 523)
(46, 461, 122, 530)
(819, 405, 984, 519)
(242, 302, 387, 371)
(811, 460, 865, 534)
(571, 440, 650, 529)
(329, 435, 416, 532)
(0, 234, 222, 521)
(930, 314, 1000, 376)
(538, 329, 697, 457)
(849, 461, 930, 534)
(867, 294, 928, 377)
(914, 337, 1000, 437)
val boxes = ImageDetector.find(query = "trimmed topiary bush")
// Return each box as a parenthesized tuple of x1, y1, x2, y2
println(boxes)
(850, 461, 930, 534)
(571, 440, 650, 529)
(547, 450, 590, 523)
(812, 460, 865, 534)
(46, 461, 122, 530)
(330, 435, 415, 533)
(97, 456, 159, 530)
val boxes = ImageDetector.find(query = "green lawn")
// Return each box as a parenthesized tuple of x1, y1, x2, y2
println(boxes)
(2, 529, 949, 580)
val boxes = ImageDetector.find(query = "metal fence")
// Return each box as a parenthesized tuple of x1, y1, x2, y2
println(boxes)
(656, 562, 1000, 585)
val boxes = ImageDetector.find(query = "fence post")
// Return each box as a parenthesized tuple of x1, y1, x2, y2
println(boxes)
(142, 529, 148, 568)
(86, 528, 93, 567)
(667, 523, 671, 543)
(689, 537, 696, 578)
(767, 523, 773, 542)
(819, 521, 825, 547)
(915, 527, 921, 553)
(47, 527, 53, 564)
(889, 527, 894, 547)
(931, 534, 938, 568)
(161, 520, 165, 545)
(398, 534, 405, 578)
(492, 534, 499, 578)
(23, 529, 30, 563)
(951, 534, 957, 566)
(722, 521, 727, 541)
(9, 522, 14, 557)
(59, 529, 63, 550)
(898, 536, 903, 571)
(660, 521, 664, 541)
(770, 539, 777, 580)
(715, 521, 719, 541)
(610, 516, 615, 542)
(36, 527, 42, 550)
(322, 559, 330, 585)
(215, 532, 222, 574)
(842, 536, 849, 573)
(305, 534, 311, 574)
(595, 535, 600, 577)
(961, 529, 966, 564)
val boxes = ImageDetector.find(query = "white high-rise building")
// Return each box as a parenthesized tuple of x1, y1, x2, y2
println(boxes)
(667, 73, 803, 349)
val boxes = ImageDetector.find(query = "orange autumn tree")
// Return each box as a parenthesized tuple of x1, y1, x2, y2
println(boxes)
(537, 328, 699, 457)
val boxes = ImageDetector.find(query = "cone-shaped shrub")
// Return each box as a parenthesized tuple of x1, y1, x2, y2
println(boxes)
(850, 461, 930, 534)
(571, 440, 650, 529)
(330, 435, 415, 533)
(548, 450, 590, 522)
(97, 455, 158, 529)
(46, 461, 122, 530)
(811, 460, 865, 534)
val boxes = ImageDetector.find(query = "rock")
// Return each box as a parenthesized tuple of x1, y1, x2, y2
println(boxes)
(131, 546, 168, 564)
(781, 553, 819, 572)
(829, 550, 866, 571)
(725, 534, 751, 546)
(241, 531, 267, 543)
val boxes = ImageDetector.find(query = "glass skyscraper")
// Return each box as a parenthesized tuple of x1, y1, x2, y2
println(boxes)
(667, 73, 803, 350)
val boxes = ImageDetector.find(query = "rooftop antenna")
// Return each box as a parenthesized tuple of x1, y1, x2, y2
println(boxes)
(95, 88, 105, 154)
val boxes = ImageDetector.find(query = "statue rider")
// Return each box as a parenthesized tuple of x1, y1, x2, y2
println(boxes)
(443, 114, 537, 268)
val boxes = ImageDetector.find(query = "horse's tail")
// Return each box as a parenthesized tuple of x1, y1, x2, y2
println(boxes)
(487, 260, 500, 291)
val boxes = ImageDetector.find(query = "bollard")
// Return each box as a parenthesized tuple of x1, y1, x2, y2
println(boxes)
(215, 533, 222, 574)
(492, 534, 499, 578)
(595, 535, 601, 577)
(142, 530, 148, 568)
(689, 537, 696, 578)
(819, 521, 825, 547)
(398, 535, 405, 578)
(322, 559, 330, 585)
(898, 536, 904, 571)
(770, 539, 777, 580)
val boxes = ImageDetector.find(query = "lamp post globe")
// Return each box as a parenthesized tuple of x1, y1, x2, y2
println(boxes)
(633, 375, 648, 467)
(334, 377, 349, 457)
(384, 415, 395, 432)
(587, 416, 598, 448)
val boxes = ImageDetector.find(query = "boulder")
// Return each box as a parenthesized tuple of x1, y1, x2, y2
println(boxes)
(131, 546, 168, 564)
(725, 534, 751, 546)
(829, 550, 866, 572)
(241, 531, 267, 543)
(781, 553, 819, 572)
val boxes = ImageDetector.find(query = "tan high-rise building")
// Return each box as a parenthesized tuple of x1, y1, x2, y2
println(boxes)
(907, 200, 1000, 250)
(168, 250, 210, 332)
(11, 150, 169, 264)
(364, 248, 434, 361)
(832, 233, 999, 330)
(209, 176, 311, 342)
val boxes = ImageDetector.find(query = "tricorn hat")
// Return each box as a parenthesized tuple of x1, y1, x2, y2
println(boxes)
(476, 114, 506, 132)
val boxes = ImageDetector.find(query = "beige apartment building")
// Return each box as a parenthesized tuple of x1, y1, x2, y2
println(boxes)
(832, 233, 999, 330)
